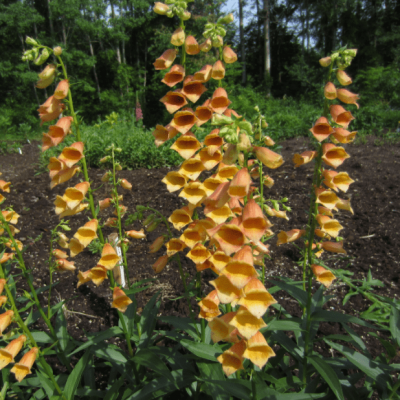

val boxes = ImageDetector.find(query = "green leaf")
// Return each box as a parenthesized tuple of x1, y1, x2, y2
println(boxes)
(137, 292, 160, 349)
(270, 279, 307, 307)
(64, 349, 91, 400)
(259, 390, 327, 399)
(30, 331, 53, 344)
(263, 318, 303, 332)
(325, 340, 390, 390)
(55, 308, 68, 351)
(134, 349, 174, 382)
(308, 355, 345, 400)
(312, 310, 376, 329)
(159, 316, 200, 340)
(180, 339, 222, 361)
(197, 361, 229, 400)
(104, 377, 126, 400)
(390, 306, 400, 347)
(68, 327, 123, 356)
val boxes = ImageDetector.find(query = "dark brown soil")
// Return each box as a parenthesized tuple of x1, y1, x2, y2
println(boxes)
(1, 136, 399, 362)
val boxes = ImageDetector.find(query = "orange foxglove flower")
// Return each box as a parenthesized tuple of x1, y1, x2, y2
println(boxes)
(2, 210, 20, 225)
(53, 249, 68, 259)
(0, 310, 14, 335)
(50, 164, 80, 189)
(179, 224, 206, 248)
(209, 224, 246, 256)
(316, 215, 343, 238)
(63, 181, 90, 209)
(318, 206, 333, 217)
(210, 88, 231, 115)
(319, 56, 331, 67)
(0, 334, 26, 370)
(321, 240, 346, 254)
(204, 131, 224, 157)
(98, 243, 121, 270)
(198, 148, 222, 170)
(205, 204, 233, 224)
(202, 176, 223, 196)
(194, 65, 213, 83)
(11, 347, 38, 382)
(263, 175, 275, 188)
(322, 143, 350, 169)
(276, 229, 305, 246)
(209, 312, 239, 343)
(77, 270, 92, 288)
(58, 142, 84, 168)
(222, 144, 239, 165)
(73, 219, 98, 247)
(187, 243, 211, 265)
(241, 200, 270, 242)
(162, 172, 188, 193)
(152, 125, 169, 147)
(149, 236, 165, 253)
(5, 239, 23, 252)
(185, 35, 200, 55)
(55, 116, 73, 135)
(58, 202, 88, 219)
(171, 27, 185, 46)
(315, 187, 339, 210)
(311, 265, 336, 288)
(161, 64, 185, 87)
(0, 254, 14, 264)
(198, 290, 221, 321)
(310, 116, 334, 142)
(160, 90, 188, 114)
(57, 232, 69, 249)
(216, 164, 239, 181)
(178, 157, 206, 180)
(170, 133, 201, 159)
(210, 275, 243, 304)
(263, 136, 274, 146)
(47, 156, 66, 179)
(253, 146, 284, 169)
(322, 170, 354, 192)
(112, 287, 132, 313)
(336, 197, 354, 214)
(36, 75, 55, 89)
(170, 108, 198, 134)
(153, 49, 177, 70)
(228, 168, 251, 199)
(199, 38, 212, 52)
(209, 251, 231, 273)
(243, 331, 275, 369)
(220, 245, 257, 289)
(229, 197, 243, 215)
(179, 181, 207, 205)
(56, 258, 76, 273)
(120, 179, 132, 190)
(332, 128, 357, 144)
(69, 238, 85, 257)
(230, 306, 267, 339)
(182, 76, 207, 103)
(211, 60, 225, 80)
(168, 207, 193, 230)
(337, 88, 360, 109)
(324, 82, 337, 100)
(195, 100, 213, 126)
(54, 79, 69, 100)
(217, 340, 246, 376)
(0, 181, 11, 193)
(336, 70, 352, 86)
(126, 229, 146, 239)
(223, 46, 237, 64)
(38, 96, 65, 124)
(113, 204, 127, 216)
(153, 255, 168, 274)
(0, 193, 5, 204)
(165, 238, 187, 257)
(238, 278, 277, 318)
(330, 105, 355, 128)
(88, 265, 108, 286)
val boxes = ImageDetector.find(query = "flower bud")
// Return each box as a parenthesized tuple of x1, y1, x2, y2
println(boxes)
(154, 2, 169, 15)
(53, 46, 62, 56)
(120, 179, 132, 190)
(200, 38, 212, 52)
(149, 236, 165, 253)
(99, 156, 110, 164)
(171, 27, 185, 46)
(319, 56, 331, 67)
(237, 133, 252, 151)
(218, 13, 234, 24)
(115, 164, 122, 171)
(39, 64, 57, 81)
(336, 70, 352, 86)
(344, 48, 357, 58)
(181, 10, 191, 20)
(25, 36, 38, 46)
(152, 255, 168, 273)
(34, 48, 50, 66)
(143, 214, 155, 226)
(212, 35, 224, 47)
(223, 46, 237, 64)
(146, 220, 160, 232)
(324, 82, 337, 100)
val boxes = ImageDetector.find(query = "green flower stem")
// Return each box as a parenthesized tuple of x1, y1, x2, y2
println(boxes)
(179, 19, 186, 69)
(259, 162, 266, 286)
(0, 265, 67, 400)
(56, 55, 104, 245)
(47, 232, 54, 320)
(111, 148, 131, 289)
(0, 381, 9, 400)
(0, 215, 72, 372)
(302, 60, 334, 385)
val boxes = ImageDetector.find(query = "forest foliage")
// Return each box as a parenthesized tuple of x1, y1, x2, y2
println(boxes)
(1, 0, 400, 135)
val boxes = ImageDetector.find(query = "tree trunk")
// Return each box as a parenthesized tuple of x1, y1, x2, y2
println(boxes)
(87, 35, 101, 102)
(239, 0, 246, 85)
(46, 0, 55, 43)
(61, 19, 67, 46)
(263, 0, 271, 94)
(305, 0, 310, 51)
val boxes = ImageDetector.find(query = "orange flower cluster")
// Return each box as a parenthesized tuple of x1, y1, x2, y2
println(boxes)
(149, 9, 287, 375)
(292, 51, 358, 287)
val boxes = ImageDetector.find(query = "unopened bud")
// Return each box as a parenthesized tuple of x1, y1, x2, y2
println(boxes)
(25, 36, 38, 46)
(212, 35, 224, 47)
(154, 2, 169, 15)
(218, 13, 234, 24)
(38, 64, 57, 80)
(199, 38, 212, 52)
(319, 56, 331, 67)
(344, 48, 357, 58)
(99, 156, 110, 164)
(143, 214, 155, 226)
(34, 48, 50, 66)
(146, 220, 160, 232)
(261, 120, 268, 128)
(115, 164, 122, 171)
(181, 10, 191, 20)
(237, 133, 252, 151)
(53, 46, 62, 56)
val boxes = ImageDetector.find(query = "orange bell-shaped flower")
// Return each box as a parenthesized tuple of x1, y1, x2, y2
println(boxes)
(324, 82, 337, 100)
(332, 128, 357, 144)
(153, 49, 177, 70)
(230, 306, 267, 339)
(336, 70, 352, 86)
(170, 108, 198, 134)
(337, 88, 360, 109)
(58, 142, 84, 168)
(170, 132, 201, 159)
(311, 265, 336, 287)
(152, 255, 169, 273)
(0, 335, 26, 370)
(73, 219, 98, 247)
(185, 35, 200, 55)
(223, 46, 237, 64)
(253, 146, 284, 169)
(198, 290, 221, 321)
(162, 171, 188, 192)
(322, 143, 350, 169)
(211, 60, 225, 80)
(54, 79, 69, 100)
(98, 243, 121, 270)
(193, 65, 213, 83)
(165, 238, 187, 257)
(160, 90, 188, 114)
(195, 100, 213, 126)
(210, 87, 231, 115)
(168, 207, 193, 230)
(161, 64, 185, 87)
(217, 340, 246, 376)
(310, 116, 334, 142)
(209, 312, 239, 343)
(171, 27, 185, 46)
(330, 105, 355, 128)
(11, 347, 38, 382)
(111, 286, 133, 312)
(243, 331, 275, 369)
